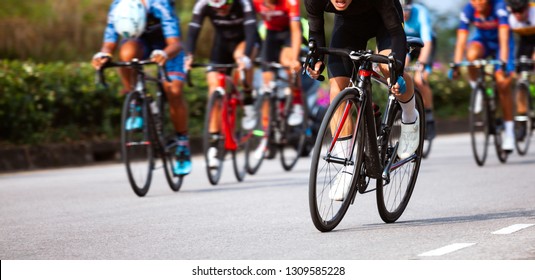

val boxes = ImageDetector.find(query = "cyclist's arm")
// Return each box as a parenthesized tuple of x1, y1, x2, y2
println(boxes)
(153, 0, 182, 57)
(453, 30, 468, 63)
(185, 3, 207, 55)
(242, 1, 258, 57)
(512, 26, 535, 36)
(99, 42, 117, 56)
(289, 20, 302, 61)
(498, 25, 511, 64)
(304, 0, 326, 61)
(374, 0, 407, 73)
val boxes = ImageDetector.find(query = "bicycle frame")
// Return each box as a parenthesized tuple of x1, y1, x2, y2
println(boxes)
(215, 72, 241, 151)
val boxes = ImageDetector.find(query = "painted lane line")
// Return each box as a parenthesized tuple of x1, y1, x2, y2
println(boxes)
(418, 243, 476, 257)
(491, 224, 534, 235)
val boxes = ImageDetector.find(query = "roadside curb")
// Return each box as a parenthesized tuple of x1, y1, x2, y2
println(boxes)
(0, 119, 468, 173)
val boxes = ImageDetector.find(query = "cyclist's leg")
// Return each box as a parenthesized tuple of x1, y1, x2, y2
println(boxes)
(234, 40, 260, 130)
(495, 39, 516, 151)
(118, 39, 145, 93)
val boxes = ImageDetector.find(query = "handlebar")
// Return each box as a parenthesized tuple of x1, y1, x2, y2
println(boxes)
(95, 59, 170, 88)
(303, 40, 401, 89)
(450, 60, 505, 69)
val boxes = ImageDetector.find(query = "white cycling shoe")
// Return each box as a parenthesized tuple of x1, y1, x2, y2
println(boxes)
(287, 104, 304, 126)
(502, 133, 515, 152)
(328, 166, 353, 201)
(207, 147, 220, 169)
(397, 112, 420, 160)
(242, 105, 257, 130)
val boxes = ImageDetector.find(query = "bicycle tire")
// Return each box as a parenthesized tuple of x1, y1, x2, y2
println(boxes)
(491, 91, 508, 164)
(158, 92, 183, 192)
(376, 91, 425, 223)
(513, 83, 533, 156)
(280, 91, 308, 171)
(469, 86, 489, 166)
(309, 89, 364, 232)
(231, 92, 247, 182)
(245, 92, 270, 175)
(422, 137, 432, 159)
(203, 90, 226, 185)
(121, 91, 153, 197)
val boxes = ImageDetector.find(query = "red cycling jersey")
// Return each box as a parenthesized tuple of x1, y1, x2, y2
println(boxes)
(253, 0, 300, 32)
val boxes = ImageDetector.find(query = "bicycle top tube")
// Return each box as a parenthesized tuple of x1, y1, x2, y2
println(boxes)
(515, 56, 535, 67)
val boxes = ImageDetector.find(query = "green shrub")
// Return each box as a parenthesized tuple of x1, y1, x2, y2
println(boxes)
(0, 60, 208, 145)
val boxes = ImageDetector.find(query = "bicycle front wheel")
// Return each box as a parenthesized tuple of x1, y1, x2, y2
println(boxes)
(376, 91, 425, 223)
(121, 91, 154, 197)
(309, 89, 364, 232)
(231, 95, 247, 182)
(513, 83, 533, 155)
(469, 87, 490, 166)
(203, 90, 226, 185)
(245, 92, 270, 175)
(280, 93, 308, 171)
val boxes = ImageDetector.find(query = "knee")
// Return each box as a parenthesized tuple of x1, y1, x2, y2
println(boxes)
(119, 40, 142, 61)
(165, 82, 184, 100)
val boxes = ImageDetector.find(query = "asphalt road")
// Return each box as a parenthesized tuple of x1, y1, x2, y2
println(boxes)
(1, 133, 534, 260)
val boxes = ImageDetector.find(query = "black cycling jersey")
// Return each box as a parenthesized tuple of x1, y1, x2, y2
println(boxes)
(304, 0, 407, 74)
(186, 0, 258, 57)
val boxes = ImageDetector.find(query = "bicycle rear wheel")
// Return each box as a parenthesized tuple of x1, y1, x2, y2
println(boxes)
(309, 89, 364, 232)
(376, 91, 424, 223)
(158, 93, 183, 192)
(469, 87, 489, 166)
(513, 83, 533, 155)
(203, 90, 226, 185)
(122, 91, 153, 197)
(422, 137, 433, 159)
(245, 92, 270, 175)
(280, 93, 308, 171)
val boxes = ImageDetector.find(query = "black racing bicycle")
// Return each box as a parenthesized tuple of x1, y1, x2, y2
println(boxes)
(97, 59, 183, 196)
(306, 38, 425, 232)
(513, 56, 535, 155)
(246, 61, 310, 174)
(450, 60, 508, 166)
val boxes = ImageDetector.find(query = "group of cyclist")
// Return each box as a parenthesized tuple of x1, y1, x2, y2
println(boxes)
(91, 0, 535, 186)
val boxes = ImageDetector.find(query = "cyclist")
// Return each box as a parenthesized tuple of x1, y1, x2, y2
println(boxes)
(401, 0, 437, 140)
(305, 0, 419, 201)
(451, 0, 516, 152)
(185, 0, 259, 168)
(91, 0, 192, 176)
(253, 0, 304, 126)
(506, 0, 535, 63)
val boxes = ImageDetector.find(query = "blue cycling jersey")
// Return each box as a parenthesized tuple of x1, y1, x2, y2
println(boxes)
(104, 0, 181, 43)
(404, 3, 434, 43)
(458, 0, 509, 43)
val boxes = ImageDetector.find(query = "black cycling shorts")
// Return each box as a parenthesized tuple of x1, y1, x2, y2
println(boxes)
(327, 8, 403, 79)
(260, 29, 291, 71)
(516, 35, 535, 72)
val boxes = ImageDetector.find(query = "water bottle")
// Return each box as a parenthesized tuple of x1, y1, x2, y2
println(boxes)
(150, 100, 159, 115)
(486, 87, 495, 111)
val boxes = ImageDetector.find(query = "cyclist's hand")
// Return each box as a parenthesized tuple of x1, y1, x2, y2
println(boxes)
(388, 76, 407, 95)
(306, 61, 324, 80)
(237, 56, 252, 70)
(184, 54, 193, 71)
(150, 50, 168, 66)
(290, 59, 302, 72)
(92, 52, 111, 70)
(448, 67, 460, 80)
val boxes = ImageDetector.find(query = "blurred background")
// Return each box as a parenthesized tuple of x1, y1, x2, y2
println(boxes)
(0, 0, 470, 166)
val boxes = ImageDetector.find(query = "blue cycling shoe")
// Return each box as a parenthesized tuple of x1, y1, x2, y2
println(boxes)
(125, 116, 143, 130)
(173, 136, 192, 176)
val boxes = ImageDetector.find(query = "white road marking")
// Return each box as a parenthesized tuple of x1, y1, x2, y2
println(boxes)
(418, 243, 476, 257)
(491, 224, 534, 235)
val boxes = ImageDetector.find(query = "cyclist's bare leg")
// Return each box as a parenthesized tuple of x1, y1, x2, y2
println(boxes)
(233, 41, 256, 92)
(415, 70, 433, 110)
(280, 46, 303, 105)
(163, 80, 188, 134)
(495, 70, 514, 121)
(329, 77, 354, 138)
(377, 49, 415, 104)
(261, 71, 274, 127)
(466, 42, 485, 83)
(118, 40, 144, 93)
(207, 71, 222, 134)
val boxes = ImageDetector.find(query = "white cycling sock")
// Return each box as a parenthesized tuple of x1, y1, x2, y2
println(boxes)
(505, 120, 515, 137)
(469, 80, 477, 89)
(399, 94, 417, 124)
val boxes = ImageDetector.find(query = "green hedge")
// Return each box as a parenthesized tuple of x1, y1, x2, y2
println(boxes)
(0, 60, 208, 145)
(0, 60, 473, 146)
